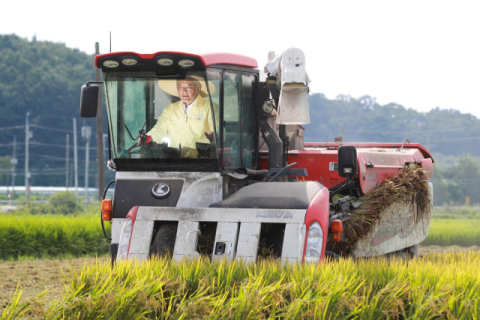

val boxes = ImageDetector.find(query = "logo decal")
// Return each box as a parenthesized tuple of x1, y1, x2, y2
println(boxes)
(151, 183, 171, 199)
(256, 211, 293, 219)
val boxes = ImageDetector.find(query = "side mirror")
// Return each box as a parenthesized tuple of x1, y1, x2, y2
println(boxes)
(80, 84, 99, 118)
(338, 145, 358, 178)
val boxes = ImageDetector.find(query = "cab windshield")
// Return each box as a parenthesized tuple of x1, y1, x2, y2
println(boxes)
(104, 71, 220, 163)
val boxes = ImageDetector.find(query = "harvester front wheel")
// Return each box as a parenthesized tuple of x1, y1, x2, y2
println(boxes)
(386, 245, 418, 260)
(150, 222, 177, 258)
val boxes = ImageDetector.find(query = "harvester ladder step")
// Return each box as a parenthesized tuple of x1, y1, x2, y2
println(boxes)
(212, 222, 239, 262)
(281, 223, 305, 264)
(173, 221, 200, 261)
(235, 223, 261, 263)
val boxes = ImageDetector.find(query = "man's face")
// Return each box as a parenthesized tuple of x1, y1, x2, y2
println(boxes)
(177, 80, 201, 104)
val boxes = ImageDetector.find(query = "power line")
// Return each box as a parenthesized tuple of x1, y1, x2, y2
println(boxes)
(430, 136, 480, 143)
(29, 141, 106, 151)
(345, 126, 479, 134)
(30, 153, 82, 161)
(0, 142, 25, 147)
(30, 124, 74, 133)
(0, 125, 25, 131)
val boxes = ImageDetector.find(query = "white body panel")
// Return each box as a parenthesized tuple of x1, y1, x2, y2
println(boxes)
(137, 207, 306, 223)
(212, 222, 239, 262)
(279, 48, 308, 86)
(111, 218, 125, 243)
(128, 220, 154, 261)
(352, 183, 433, 257)
(173, 221, 200, 261)
(264, 47, 310, 125)
(121, 207, 307, 262)
(236, 223, 262, 263)
(281, 223, 306, 263)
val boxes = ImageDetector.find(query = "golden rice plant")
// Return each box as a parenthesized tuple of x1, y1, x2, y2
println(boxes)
(9, 251, 474, 319)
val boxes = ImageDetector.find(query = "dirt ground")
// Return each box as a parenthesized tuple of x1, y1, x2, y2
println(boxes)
(0, 257, 110, 308)
(1, 246, 479, 308)
(418, 245, 480, 255)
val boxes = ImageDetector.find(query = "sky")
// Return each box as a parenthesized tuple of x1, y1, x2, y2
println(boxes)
(2, 0, 480, 118)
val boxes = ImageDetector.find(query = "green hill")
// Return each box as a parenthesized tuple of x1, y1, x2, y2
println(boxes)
(0, 34, 99, 187)
(305, 94, 480, 157)
(0, 34, 479, 192)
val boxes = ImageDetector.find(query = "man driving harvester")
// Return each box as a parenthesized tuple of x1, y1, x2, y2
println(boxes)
(142, 75, 216, 158)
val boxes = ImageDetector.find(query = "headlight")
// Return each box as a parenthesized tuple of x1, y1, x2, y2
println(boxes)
(178, 59, 194, 68)
(304, 221, 323, 263)
(157, 58, 174, 66)
(121, 58, 138, 66)
(262, 101, 274, 114)
(117, 217, 133, 260)
(103, 60, 119, 68)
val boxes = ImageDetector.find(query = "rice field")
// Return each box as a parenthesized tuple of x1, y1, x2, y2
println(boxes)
(422, 219, 480, 247)
(0, 212, 479, 261)
(0, 212, 479, 318)
(2, 251, 480, 319)
(0, 214, 110, 260)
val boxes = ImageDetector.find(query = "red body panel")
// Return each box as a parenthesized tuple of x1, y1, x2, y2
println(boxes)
(259, 149, 345, 189)
(356, 148, 427, 194)
(303, 187, 330, 263)
(420, 158, 433, 178)
(95, 51, 257, 68)
(259, 142, 434, 194)
(304, 142, 434, 161)
(125, 206, 139, 258)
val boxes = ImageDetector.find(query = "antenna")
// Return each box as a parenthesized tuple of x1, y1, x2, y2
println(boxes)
(109, 31, 111, 53)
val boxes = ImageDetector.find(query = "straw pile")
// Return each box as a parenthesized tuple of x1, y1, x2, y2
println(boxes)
(327, 164, 432, 255)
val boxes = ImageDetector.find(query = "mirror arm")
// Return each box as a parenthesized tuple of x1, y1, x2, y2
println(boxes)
(86, 81, 104, 86)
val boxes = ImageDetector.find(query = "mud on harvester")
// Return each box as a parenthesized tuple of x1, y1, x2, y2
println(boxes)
(80, 48, 434, 264)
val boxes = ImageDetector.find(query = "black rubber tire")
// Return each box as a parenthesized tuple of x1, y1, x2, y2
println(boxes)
(150, 223, 177, 258)
(386, 245, 418, 260)
(406, 245, 418, 258)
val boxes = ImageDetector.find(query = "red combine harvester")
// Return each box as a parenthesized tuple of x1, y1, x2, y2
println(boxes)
(80, 48, 433, 264)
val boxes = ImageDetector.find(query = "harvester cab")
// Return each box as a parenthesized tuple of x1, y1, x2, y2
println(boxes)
(81, 48, 434, 264)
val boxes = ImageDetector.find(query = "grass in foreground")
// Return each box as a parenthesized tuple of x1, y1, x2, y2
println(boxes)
(3, 251, 480, 319)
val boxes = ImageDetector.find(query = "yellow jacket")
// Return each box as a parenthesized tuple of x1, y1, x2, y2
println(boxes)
(147, 96, 214, 151)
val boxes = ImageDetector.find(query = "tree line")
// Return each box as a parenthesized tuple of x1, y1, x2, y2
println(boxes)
(0, 34, 479, 202)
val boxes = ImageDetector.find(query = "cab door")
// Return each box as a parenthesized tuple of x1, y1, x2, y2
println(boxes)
(222, 71, 258, 170)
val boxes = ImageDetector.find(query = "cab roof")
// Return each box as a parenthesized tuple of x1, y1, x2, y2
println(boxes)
(95, 51, 258, 68)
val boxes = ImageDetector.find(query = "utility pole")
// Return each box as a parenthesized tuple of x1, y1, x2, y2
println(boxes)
(11, 136, 17, 197)
(73, 119, 78, 198)
(334, 124, 344, 143)
(82, 126, 91, 208)
(24, 112, 31, 198)
(103, 133, 108, 160)
(66, 134, 69, 190)
(95, 42, 105, 200)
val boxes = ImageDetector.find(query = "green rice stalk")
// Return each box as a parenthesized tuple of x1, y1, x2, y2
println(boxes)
(0, 215, 110, 260)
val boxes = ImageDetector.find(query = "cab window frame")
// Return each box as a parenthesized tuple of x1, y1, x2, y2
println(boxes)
(219, 68, 259, 172)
